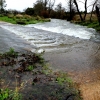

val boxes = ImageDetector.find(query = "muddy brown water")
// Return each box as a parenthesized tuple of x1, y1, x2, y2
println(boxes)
(0, 20, 100, 99)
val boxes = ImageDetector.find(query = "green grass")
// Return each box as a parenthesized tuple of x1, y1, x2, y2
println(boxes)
(75, 21, 100, 32)
(27, 65, 34, 71)
(1, 47, 18, 58)
(0, 88, 22, 100)
(0, 16, 16, 24)
(55, 72, 73, 86)
(0, 15, 50, 25)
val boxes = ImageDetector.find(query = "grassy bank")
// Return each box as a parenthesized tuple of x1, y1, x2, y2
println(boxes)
(74, 21, 100, 32)
(0, 14, 51, 25)
(72, 14, 100, 32)
(0, 48, 81, 100)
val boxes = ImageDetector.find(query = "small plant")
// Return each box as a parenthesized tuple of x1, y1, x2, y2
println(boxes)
(0, 88, 10, 100)
(56, 72, 73, 86)
(27, 65, 34, 71)
(12, 90, 22, 100)
(5, 48, 18, 58)
(0, 88, 22, 100)
(32, 53, 44, 65)
(16, 19, 26, 25)
(42, 63, 52, 75)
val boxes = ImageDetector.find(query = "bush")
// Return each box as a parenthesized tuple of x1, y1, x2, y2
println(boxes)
(41, 10, 49, 18)
(25, 7, 34, 15)
(15, 14, 23, 19)
(7, 14, 14, 18)
(16, 19, 26, 25)
(0, 14, 4, 17)
(23, 14, 32, 19)
(35, 16, 42, 20)
(43, 18, 51, 22)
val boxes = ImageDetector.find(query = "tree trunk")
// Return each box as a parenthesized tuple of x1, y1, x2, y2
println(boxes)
(48, 0, 55, 15)
(74, 0, 83, 21)
(83, 0, 87, 21)
(90, 0, 98, 22)
(44, 0, 47, 11)
(96, 5, 100, 25)
(69, 0, 72, 20)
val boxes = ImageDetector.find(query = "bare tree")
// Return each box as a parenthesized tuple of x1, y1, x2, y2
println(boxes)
(55, 3, 63, 18)
(48, 0, 55, 14)
(83, 0, 87, 20)
(0, 0, 6, 13)
(44, 0, 48, 10)
(95, 5, 100, 25)
(33, 0, 44, 15)
(67, 0, 76, 20)
(73, 0, 83, 21)
(34, 0, 55, 17)
(69, 0, 73, 20)
(42, 0, 55, 12)
(34, 0, 48, 11)
(90, 0, 99, 22)
(73, 0, 88, 21)
(71, 0, 94, 21)
(77, 0, 99, 21)
(55, 2, 62, 12)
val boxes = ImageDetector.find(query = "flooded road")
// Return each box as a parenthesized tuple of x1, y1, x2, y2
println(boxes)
(0, 19, 100, 99)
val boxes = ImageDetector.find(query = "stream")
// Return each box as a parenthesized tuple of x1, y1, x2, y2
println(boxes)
(0, 19, 100, 52)
(0, 19, 100, 100)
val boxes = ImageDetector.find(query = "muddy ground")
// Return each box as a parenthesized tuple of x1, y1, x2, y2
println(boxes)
(0, 50, 81, 100)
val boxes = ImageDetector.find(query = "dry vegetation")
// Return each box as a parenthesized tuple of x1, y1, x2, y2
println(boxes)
(72, 13, 100, 32)
(73, 14, 98, 22)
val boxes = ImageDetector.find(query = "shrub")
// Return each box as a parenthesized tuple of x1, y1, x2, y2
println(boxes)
(43, 18, 51, 22)
(7, 14, 14, 18)
(15, 14, 23, 19)
(35, 16, 42, 20)
(23, 14, 32, 19)
(25, 7, 34, 15)
(16, 20, 26, 25)
(41, 10, 49, 18)
(0, 14, 4, 17)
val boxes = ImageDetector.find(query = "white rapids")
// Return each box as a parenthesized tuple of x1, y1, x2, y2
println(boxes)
(0, 19, 98, 52)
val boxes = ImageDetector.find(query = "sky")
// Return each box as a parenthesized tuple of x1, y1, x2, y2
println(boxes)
(6, 0, 66, 11)
(5, 0, 94, 12)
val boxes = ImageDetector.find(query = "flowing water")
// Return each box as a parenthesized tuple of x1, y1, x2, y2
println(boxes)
(0, 19, 99, 52)
(0, 19, 100, 99)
